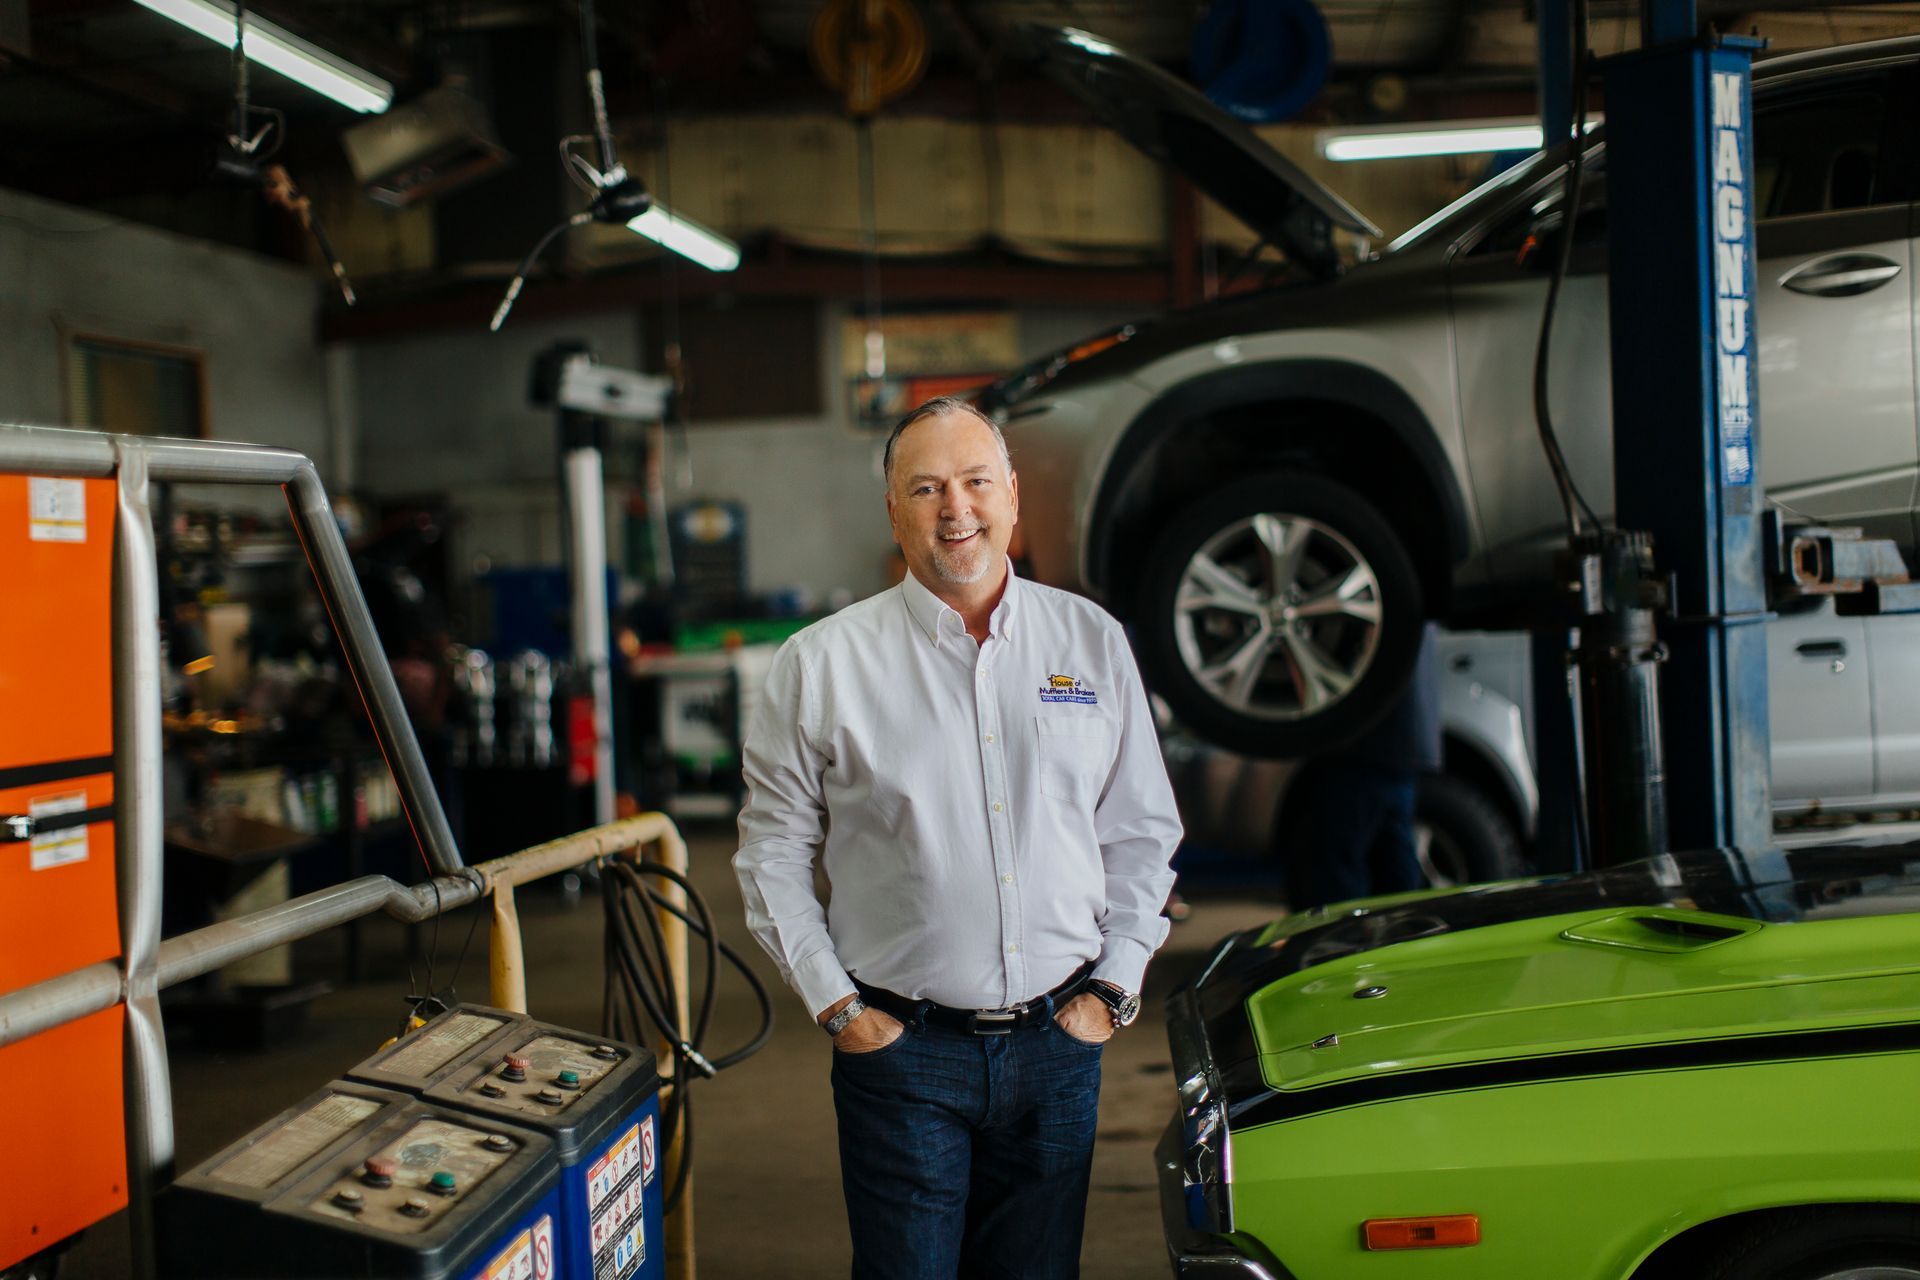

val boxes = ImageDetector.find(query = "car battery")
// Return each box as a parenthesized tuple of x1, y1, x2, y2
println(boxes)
(347, 1004, 665, 1280)
(160, 1081, 563, 1279)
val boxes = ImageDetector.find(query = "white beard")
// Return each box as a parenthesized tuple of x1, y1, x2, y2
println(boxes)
(929, 531, 992, 584)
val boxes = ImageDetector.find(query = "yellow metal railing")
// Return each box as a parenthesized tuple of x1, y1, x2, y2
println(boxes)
(473, 813, 695, 1280)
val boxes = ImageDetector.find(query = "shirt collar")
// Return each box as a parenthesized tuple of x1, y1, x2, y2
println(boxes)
(900, 559, 1021, 648)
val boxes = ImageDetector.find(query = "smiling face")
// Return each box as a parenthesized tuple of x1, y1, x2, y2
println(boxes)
(885, 409, 1020, 598)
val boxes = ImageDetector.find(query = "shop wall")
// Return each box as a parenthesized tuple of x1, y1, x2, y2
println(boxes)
(348, 300, 1141, 617)
(0, 186, 329, 496)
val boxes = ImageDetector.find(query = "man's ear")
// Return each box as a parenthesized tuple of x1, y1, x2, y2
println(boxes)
(1009, 469, 1019, 524)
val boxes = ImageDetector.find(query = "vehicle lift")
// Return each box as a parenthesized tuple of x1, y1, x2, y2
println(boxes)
(528, 344, 676, 830)
(1551, 0, 1920, 874)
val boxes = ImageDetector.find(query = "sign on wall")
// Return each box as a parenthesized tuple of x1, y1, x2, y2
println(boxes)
(841, 310, 1017, 429)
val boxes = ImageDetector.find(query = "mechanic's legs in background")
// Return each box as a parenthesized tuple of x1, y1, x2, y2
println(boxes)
(1291, 760, 1423, 910)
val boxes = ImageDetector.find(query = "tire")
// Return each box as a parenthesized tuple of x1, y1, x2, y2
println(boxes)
(1707, 1208, 1920, 1280)
(1414, 773, 1528, 888)
(1135, 472, 1424, 758)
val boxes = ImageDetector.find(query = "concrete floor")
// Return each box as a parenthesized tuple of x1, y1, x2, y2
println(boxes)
(57, 826, 1280, 1280)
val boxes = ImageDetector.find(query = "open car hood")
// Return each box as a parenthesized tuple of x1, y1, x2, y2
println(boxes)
(1014, 24, 1380, 278)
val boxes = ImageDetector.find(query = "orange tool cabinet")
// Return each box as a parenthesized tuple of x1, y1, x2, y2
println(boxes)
(0, 473, 127, 1268)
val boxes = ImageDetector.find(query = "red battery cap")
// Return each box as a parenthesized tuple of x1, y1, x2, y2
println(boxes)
(504, 1054, 531, 1071)
(364, 1156, 397, 1179)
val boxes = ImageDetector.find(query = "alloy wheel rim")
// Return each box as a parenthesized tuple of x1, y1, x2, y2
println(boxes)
(1172, 513, 1384, 722)
(1413, 821, 1461, 890)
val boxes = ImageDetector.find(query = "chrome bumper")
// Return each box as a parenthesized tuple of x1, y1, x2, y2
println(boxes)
(1155, 1118, 1288, 1280)
(1159, 972, 1293, 1279)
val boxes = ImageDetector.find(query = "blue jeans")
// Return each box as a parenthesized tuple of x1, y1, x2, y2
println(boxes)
(830, 1015, 1104, 1280)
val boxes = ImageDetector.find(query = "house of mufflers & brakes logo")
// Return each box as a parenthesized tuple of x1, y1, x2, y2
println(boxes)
(1038, 674, 1099, 704)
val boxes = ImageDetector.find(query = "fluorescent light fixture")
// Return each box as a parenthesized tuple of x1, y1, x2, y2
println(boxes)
(131, 0, 392, 113)
(626, 204, 741, 273)
(1064, 30, 1118, 57)
(1320, 117, 1600, 162)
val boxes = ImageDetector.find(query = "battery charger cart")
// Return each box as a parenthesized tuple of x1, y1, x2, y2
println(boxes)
(160, 1005, 665, 1280)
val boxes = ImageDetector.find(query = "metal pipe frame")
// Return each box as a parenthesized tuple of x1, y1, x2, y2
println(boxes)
(0, 423, 471, 1278)
(0, 424, 464, 877)
(112, 440, 170, 1280)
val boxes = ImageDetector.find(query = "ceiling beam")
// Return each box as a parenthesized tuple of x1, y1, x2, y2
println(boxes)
(321, 255, 1169, 343)
(20, 24, 202, 118)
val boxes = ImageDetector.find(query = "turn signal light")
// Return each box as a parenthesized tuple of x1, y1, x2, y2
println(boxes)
(1363, 1215, 1481, 1250)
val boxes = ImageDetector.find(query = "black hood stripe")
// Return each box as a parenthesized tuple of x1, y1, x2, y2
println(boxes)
(1228, 1020, 1920, 1130)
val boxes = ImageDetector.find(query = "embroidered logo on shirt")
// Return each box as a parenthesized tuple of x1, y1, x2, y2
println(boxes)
(1039, 673, 1099, 704)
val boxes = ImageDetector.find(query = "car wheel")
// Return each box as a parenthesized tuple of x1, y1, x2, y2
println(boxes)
(1414, 774, 1528, 889)
(1706, 1209, 1920, 1280)
(1136, 473, 1424, 758)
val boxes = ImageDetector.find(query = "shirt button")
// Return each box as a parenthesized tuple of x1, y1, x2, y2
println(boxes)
(991, 802, 1003, 813)
(985, 733, 995, 743)
(1007, 943, 1019, 953)
(1002, 874, 1014, 885)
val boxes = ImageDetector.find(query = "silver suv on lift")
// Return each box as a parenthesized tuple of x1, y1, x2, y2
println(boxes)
(993, 28, 1920, 765)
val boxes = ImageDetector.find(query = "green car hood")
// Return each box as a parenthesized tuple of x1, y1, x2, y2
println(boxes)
(1181, 844, 1920, 1124)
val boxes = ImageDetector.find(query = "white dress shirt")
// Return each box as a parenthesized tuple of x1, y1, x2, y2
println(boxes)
(733, 565, 1182, 1017)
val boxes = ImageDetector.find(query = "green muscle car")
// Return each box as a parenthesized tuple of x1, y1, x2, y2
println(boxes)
(1159, 843, 1920, 1279)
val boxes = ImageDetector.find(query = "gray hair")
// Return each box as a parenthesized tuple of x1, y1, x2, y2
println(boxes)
(882, 396, 1013, 486)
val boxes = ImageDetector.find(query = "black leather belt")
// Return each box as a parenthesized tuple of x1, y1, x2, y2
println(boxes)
(856, 961, 1096, 1036)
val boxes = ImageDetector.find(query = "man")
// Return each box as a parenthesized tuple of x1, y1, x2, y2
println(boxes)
(734, 397, 1182, 1279)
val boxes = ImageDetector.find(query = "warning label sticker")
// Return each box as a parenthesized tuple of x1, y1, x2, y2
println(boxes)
(30, 791, 89, 871)
(587, 1116, 654, 1280)
(479, 1213, 555, 1280)
(28, 477, 85, 543)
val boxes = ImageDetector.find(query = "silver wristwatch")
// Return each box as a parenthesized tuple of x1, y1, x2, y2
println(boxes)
(823, 997, 867, 1036)
(1086, 980, 1141, 1028)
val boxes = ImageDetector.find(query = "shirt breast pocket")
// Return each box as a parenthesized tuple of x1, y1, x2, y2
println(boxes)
(1034, 716, 1113, 805)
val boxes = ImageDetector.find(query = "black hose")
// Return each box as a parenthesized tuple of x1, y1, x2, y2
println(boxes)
(576, 0, 619, 178)
(1531, 0, 1605, 538)
(600, 857, 775, 1215)
(489, 212, 592, 332)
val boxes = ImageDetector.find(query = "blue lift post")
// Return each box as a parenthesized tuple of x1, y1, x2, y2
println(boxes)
(1596, 0, 1776, 857)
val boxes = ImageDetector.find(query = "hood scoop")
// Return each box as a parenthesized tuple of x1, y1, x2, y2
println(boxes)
(1559, 908, 1761, 954)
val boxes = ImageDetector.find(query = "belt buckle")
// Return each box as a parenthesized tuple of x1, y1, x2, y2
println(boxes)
(968, 1009, 1019, 1036)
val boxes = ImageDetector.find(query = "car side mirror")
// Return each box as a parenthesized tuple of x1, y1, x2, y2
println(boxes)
(1515, 211, 1567, 271)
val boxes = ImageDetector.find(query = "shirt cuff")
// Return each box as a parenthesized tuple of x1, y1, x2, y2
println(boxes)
(792, 947, 858, 1021)
(1092, 936, 1154, 997)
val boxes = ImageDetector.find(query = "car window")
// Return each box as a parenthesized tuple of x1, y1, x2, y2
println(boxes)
(1751, 72, 1895, 218)
(1466, 152, 1609, 260)
(1386, 149, 1559, 253)
(1459, 66, 1909, 261)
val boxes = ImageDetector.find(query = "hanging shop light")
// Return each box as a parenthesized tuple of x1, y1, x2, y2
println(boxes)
(1319, 117, 1600, 162)
(626, 205, 740, 273)
(131, 0, 392, 113)
(488, 0, 740, 330)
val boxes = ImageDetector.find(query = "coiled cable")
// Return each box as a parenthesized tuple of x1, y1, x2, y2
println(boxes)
(600, 858, 774, 1214)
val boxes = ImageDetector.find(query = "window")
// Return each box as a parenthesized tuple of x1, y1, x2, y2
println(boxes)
(66, 335, 207, 438)
(1751, 73, 1895, 218)
(1467, 155, 1609, 260)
